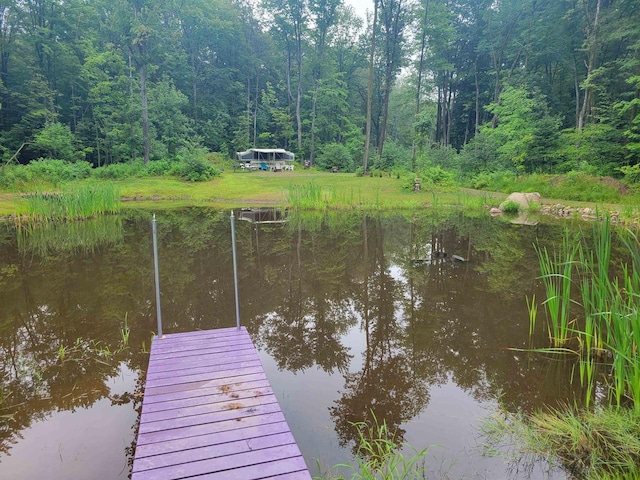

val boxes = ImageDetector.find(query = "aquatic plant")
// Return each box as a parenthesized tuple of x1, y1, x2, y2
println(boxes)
(534, 231, 579, 347)
(482, 405, 640, 480)
(15, 183, 121, 224)
(528, 216, 640, 409)
(286, 182, 374, 210)
(316, 414, 428, 480)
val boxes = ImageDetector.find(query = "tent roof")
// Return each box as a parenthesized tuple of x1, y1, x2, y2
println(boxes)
(238, 148, 291, 154)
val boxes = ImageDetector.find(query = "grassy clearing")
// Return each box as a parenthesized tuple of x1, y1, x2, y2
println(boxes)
(1, 170, 505, 217)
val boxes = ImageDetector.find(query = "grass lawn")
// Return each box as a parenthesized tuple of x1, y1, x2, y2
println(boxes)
(0, 170, 507, 217)
(5, 169, 638, 219)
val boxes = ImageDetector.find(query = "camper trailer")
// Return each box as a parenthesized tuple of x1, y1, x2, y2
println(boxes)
(236, 148, 295, 171)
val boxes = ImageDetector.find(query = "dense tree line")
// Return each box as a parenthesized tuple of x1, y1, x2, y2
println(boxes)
(0, 0, 638, 179)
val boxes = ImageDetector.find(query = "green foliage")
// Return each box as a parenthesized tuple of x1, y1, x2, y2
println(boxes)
(16, 184, 121, 224)
(458, 132, 509, 178)
(620, 164, 640, 184)
(555, 125, 626, 176)
(501, 200, 520, 213)
(29, 159, 93, 183)
(176, 146, 220, 182)
(419, 145, 458, 170)
(91, 162, 147, 180)
(483, 86, 561, 173)
(413, 164, 456, 191)
(375, 141, 411, 171)
(317, 415, 428, 480)
(0, 160, 92, 189)
(32, 122, 84, 161)
(316, 143, 354, 172)
(483, 406, 640, 480)
(468, 172, 625, 203)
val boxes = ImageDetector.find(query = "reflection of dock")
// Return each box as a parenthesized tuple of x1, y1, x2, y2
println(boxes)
(132, 327, 311, 480)
(238, 208, 287, 225)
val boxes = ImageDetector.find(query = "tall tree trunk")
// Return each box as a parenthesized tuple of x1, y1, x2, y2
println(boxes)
(140, 60, 150, 164)
(573, 53, 581, 129)
(309, 81, 318, 164)
(377, 0, 404, 160)
(253, 73, 259, 147)
(412, 0, 429, 169)
(474, 60, 480, 135)
(578, 0, 602, 131)
(295, 21, 303, 151)
(363, 0, 378, 175)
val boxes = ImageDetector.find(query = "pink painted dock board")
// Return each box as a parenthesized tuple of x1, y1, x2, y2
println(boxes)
(132, 326, 311, 480)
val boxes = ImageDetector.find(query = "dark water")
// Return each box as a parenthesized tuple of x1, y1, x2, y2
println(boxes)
(0, 208, 594, 479)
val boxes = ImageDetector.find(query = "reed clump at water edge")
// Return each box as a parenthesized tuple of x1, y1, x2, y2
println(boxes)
(315, 414, 428, 480)
(530, 215, 640, 410)
(486, 215, 640, 479)
(14, 183, 121, 225)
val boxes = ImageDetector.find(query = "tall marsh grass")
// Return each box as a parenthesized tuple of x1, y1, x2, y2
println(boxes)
(286, 182, 368, 210)
(528, 216, 640, 410)
(15, 183, 121, 224)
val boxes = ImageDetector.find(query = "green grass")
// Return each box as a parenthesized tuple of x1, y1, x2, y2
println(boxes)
(471, 172, 636, 204)
(15, 183, 121, 224)
(2, 168, 639, 219)
(2, 171, 469, 216)
(482, 406, 640, 479)
(527, 216, 640, 410)
(315, 415, 428, 480)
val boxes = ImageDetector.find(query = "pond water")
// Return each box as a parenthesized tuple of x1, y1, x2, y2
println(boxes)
(0, 208, 596, 479)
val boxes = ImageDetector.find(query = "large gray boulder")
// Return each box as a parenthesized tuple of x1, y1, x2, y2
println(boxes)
(499, 192, 541, 211)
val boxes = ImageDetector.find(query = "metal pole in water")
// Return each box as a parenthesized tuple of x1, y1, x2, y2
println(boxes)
(152, 213, 163, 338)
(231, 211, 241, 330)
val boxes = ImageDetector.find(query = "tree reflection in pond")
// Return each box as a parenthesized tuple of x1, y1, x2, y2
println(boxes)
(0, 208, 590, 478)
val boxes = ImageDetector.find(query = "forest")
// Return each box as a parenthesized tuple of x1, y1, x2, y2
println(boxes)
(0, 0, 639, 184)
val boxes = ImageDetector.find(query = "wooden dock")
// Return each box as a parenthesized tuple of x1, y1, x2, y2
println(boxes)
(132, 326, 311, 480)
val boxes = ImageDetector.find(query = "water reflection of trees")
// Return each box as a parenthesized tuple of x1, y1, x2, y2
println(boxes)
(0, 208, 587, 462)
(0, 214, 155, 457)
(331, 216, 431, 451)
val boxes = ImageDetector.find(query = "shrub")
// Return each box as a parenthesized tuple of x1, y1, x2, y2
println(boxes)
(0, 164, 33, 189)
(377, 140, 411, 171)
(176, 146, 220, 181)
(417, 165, 456, 188)
(144, 159, 174, 176)
(501, 200, 520, 213)
(316, 143, 354, 172)
(32, 121, 84, 161)
(92, 161, 146, 180)
(620, 164, 640, 184)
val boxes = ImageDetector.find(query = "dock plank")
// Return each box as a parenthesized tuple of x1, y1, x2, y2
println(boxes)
(132, 326, 311, 480)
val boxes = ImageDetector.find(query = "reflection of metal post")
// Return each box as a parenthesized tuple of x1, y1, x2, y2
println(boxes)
(152, 214, 163, 338)
(231, 211, 241, 330)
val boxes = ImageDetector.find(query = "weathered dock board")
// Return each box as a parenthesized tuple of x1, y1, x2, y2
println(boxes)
(132, 326, 311, 480)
